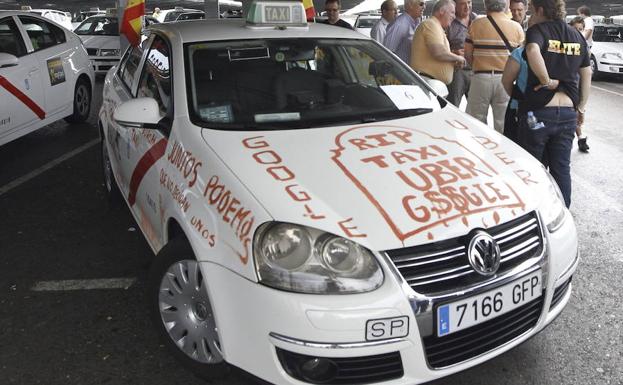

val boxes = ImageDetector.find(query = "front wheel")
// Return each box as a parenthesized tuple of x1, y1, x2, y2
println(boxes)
(590, 55, 600, 80)
(65, 77, 91, 123)
(148, 238, 230, 379)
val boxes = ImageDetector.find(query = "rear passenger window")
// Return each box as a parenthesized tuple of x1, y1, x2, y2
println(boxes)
(18, 16, 66, 51)
(119, 44, 144, 90)
(0, 17, 27, 57)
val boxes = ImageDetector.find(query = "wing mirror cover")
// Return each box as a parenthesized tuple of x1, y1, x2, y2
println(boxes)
(113, 97, 162, 129)
(0, 53, 19, 68)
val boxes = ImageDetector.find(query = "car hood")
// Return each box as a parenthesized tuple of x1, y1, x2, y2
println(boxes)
(201, 108, 552, 251)
(593, 41, 623, 53)
(78, 35, 119, 49)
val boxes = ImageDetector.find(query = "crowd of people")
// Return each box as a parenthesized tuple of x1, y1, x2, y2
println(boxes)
(320, 0, 592, 208)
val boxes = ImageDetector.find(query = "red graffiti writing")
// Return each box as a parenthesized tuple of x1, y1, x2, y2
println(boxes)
(332, 125, 525, 242)
(203, 175, 254, 264)
(167, 140, 202, 188)
(190, 216, 216, 247)
(159, 169, 191, 213)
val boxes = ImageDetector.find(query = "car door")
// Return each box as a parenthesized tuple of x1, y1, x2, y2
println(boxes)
(130, 35, 173, 244)
(17, 15, 73, 118)
(123, 35, 172, 245)
(0, 16, 45, 145)
(105, 40, 148, 196)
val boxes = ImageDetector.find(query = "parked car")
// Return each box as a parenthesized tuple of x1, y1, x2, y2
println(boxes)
(354, 14, 381, 37)
(154, 7, 203, 23)
(73, 15, 120, 75)
(590, 24, 623, 78)
(0, 11, 93, 146)
(175, 12, 206, 22)
(22, 7, 73, 30)
(71, 7, 106, 29)
(98, 2, 578, 384)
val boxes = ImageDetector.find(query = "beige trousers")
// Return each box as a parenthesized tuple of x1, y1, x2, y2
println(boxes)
(466, 72, 509, 133)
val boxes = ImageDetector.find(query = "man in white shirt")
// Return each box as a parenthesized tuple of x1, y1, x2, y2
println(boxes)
(371, 0, 398, 44)
(577, 5, 594, 48)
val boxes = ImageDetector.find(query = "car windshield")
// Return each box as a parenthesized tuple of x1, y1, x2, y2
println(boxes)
(74, 17, 118, 35)
(186, 38, 442, 130)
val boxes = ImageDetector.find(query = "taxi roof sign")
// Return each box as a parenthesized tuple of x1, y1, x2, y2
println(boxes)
(246, 1, 307, 28)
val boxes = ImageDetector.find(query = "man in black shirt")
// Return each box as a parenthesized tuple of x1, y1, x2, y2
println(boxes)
(519, 0, 591, 207)
(322, 0, 354, 29)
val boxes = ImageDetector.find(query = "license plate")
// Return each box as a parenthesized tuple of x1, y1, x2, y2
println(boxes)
(365, 316, 409, 341)
(437, 270, 542, 337)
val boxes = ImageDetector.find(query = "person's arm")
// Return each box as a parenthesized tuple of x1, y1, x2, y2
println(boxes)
(502, 58, 520, 97)
(526, 42, 559, 91)
(584, 28, 593, 41)
(464, 40, 473, 66)
(428, 43, 465, 66)
(577, 65, 591, 125)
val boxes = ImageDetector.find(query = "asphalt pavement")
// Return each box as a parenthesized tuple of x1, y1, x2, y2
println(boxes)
(0, 77, 621, 385)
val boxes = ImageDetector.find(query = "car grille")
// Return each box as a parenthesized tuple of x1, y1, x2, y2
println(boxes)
(549, 277, 572, 310)
(386, 212, 543, 295)
(276, 348, 403, 384)
(423, 296, 543, 368)
(86, 48, 98, 56)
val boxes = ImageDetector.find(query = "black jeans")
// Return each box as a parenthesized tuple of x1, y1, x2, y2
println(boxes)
(518, 107, 577, 207)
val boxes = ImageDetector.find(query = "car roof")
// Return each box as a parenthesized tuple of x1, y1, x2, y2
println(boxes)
(149, 19, 368, 43)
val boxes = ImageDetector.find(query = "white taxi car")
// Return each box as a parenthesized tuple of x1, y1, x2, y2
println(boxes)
(0, 11, 93, 146)
(73, 15, 120, 75)
(99, 2, 578, 384)
(590, 24, 623, 79)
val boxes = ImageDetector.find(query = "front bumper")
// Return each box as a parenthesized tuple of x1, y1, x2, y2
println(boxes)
(597, 59, 623, 74)
(89, 56, 119, 74)
(201, 211, 578, 385)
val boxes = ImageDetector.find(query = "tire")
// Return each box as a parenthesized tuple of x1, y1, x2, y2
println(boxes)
(590, 55, 600, 80)
(148, 237, 230, 380)
(65, 77, 91, 123)
(101, 136, 121, 203)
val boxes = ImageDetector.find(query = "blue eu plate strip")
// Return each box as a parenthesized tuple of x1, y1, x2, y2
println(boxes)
(438, 305, 450, 336)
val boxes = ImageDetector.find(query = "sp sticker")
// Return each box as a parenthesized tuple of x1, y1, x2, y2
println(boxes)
(365, 316, 409, 341)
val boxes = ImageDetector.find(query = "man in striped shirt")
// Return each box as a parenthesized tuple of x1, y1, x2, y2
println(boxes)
(464, 0, 524, 133)
(383, 0, 426, 63)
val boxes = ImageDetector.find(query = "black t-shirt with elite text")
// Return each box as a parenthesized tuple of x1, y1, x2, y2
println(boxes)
(521, 20, 590, 112)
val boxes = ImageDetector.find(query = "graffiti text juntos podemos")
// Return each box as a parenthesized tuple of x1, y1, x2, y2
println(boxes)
(167, 140, 202, 188)
(203, 175, 254, 264)
(332, 126, 524, 241)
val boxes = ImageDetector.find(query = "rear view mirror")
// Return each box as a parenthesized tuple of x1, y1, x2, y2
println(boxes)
(368, 60, 392, 77)
(114, 97, 162, 129)
(0, 53, 18, 68)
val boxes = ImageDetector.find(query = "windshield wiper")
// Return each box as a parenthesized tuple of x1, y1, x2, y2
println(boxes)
(361, 108, 434, 122)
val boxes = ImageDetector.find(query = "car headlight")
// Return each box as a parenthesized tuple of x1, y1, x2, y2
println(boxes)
(99, 49, 120, 57)
(540, 167, 567, 233)
(601, 52, 623, 60)
(254, 222, 384, 294)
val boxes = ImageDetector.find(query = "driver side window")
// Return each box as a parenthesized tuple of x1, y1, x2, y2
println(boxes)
(138, 36, 171, 117)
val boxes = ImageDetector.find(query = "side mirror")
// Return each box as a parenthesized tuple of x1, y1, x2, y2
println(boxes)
(0, 53, 19, 68)
(113, 97, 162, 128)
(425, 78, 449, 98)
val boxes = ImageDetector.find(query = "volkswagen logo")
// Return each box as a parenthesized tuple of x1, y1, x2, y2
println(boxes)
(467, 231, 501, 276)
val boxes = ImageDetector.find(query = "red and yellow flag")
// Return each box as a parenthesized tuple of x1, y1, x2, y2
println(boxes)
(302, 0, 315, 21)
(120, 0, 145, 46)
